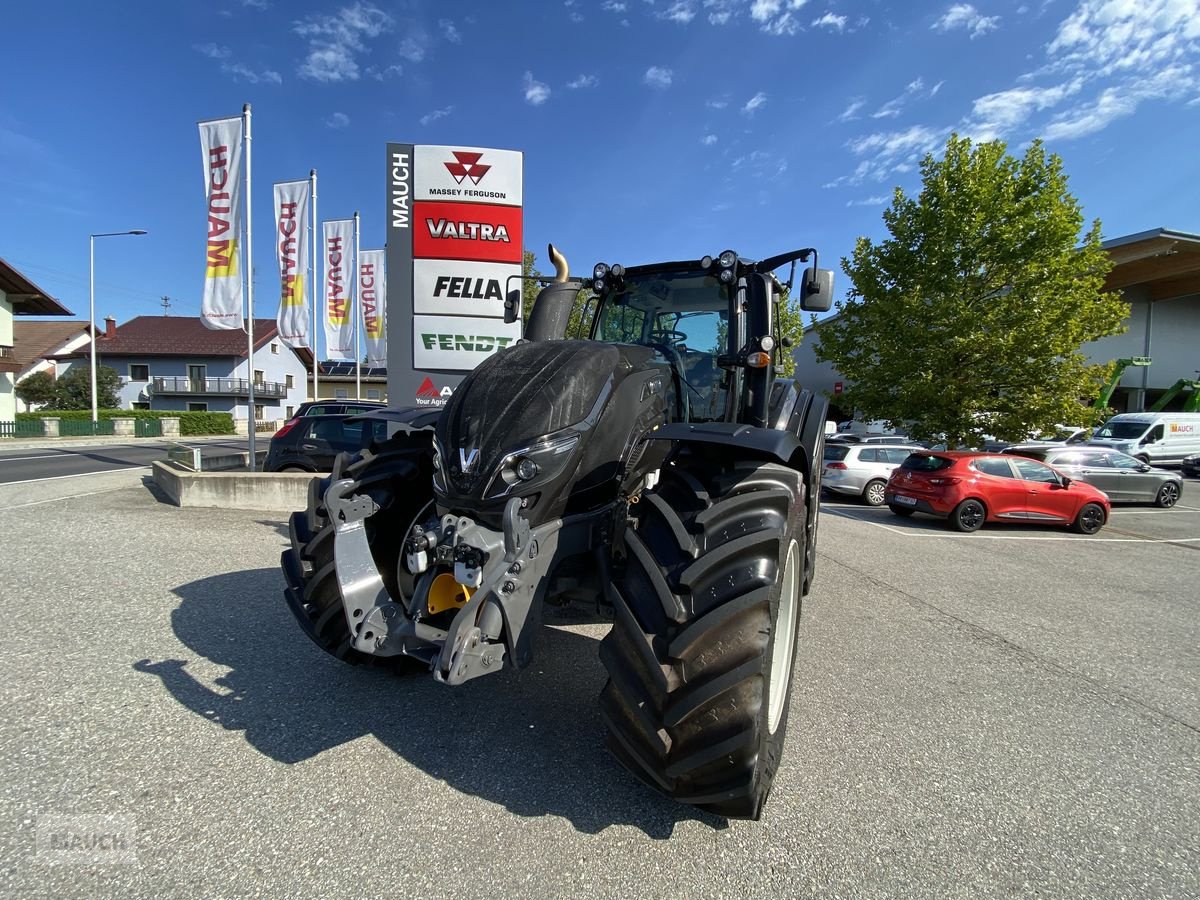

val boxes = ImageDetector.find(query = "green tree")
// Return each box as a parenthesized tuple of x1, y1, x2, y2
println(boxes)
(14, 371, 58, 408)
(815, 134, 1127, 446)
(48, 365, 122, 410)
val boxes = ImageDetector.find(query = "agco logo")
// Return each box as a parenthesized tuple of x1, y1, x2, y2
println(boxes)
(415, 376, 454, 407)
(444, 151, 490, 185)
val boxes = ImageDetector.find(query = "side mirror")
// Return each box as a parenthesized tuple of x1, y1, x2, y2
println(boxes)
(503, 289, 521, 325)
(1138, 463, 1152, 472)
(799, 266, 834, 312)
(1059, 475, 1072, 488)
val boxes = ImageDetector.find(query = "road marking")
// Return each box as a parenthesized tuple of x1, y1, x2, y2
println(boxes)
(0, 454, 72, 462)
(0, 467, 150, 487)
(823, 507, 1200, 542)
(0, 486, 131, 510)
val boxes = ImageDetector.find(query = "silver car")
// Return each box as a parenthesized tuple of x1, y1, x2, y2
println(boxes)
(1003, 446, 1183, 507)
(823, 443, 920, 506)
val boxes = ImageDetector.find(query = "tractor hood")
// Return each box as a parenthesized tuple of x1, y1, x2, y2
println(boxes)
(433, 339, 664, 524)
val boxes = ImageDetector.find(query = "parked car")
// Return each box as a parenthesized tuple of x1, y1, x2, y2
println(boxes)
(1183, 453, 1200, 478)
(264, 413, 389, 472)
(884, 451, 1111, 533)
(291, 399, 386, 418)
(823, 443, 923, 506)
(1003, 445, 1183, 507)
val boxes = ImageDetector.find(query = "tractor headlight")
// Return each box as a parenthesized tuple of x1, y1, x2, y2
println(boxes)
(486, 431, 580, 498)
(718, 249, 737, 269)
(719, 268, 734, 283)
(593, 262, 609, 280)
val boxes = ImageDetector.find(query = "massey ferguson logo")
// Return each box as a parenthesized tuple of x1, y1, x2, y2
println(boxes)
(445, 151, 491, 185)
(415, 376, 454, 407)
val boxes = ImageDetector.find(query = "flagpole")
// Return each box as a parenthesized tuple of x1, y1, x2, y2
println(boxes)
(354, 210, 361, 400)
(244, 103, 256, 471)
(310, 168, 319, 401)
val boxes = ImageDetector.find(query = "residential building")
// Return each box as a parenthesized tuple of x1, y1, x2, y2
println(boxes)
(11, 320, 96, 411)
(309, 362, 388, 403)
(61, 316, 311, 420)
(0, 257, 73, 421)
(792, 227, 1200, 416)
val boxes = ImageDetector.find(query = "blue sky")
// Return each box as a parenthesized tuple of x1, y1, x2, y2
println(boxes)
(3, 0, 1198, 350)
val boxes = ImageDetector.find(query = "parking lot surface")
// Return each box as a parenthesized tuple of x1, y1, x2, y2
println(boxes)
(0, 472, 1197, 898)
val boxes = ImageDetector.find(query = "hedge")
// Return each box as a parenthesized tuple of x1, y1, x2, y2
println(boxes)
(16, 409, 235, 436)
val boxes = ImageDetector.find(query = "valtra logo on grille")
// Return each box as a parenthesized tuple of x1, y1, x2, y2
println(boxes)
(444, 151, 491, 185)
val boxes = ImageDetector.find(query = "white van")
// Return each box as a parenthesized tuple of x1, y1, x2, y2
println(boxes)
(1088, 412, 1200, 465)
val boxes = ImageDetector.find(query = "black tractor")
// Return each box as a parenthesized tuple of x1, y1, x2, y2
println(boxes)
(281, 246, 833, 819)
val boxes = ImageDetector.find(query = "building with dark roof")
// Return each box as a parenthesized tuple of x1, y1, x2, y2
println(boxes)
(60, 315, 311, 420)
(10, 320, 97, 412)
(1, 257, 72, 420)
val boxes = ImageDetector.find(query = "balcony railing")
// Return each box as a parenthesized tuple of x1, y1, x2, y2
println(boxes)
(151, 376, 288, 399)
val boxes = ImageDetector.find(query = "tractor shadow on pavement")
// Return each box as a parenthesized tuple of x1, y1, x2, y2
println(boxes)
(135, 566, 726, 838)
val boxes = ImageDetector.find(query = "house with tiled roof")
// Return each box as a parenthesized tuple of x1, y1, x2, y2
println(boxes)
(11, 320, 97, 411)
(60, 315, 311, 420)
(1, 257, 73, 421)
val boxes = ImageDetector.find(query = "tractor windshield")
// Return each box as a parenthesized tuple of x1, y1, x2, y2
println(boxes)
(592, 269, 732, 423)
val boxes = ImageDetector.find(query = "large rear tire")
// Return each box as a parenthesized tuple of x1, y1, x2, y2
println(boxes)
(281, 441, 434, 671)
(599, 456, 807, 820)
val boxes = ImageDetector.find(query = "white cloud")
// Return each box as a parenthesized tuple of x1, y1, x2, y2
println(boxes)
(294, 1, 392, 82)
(706, 96, 730, 109)
(812, 11, 846, 30)
(523, 71, 551, 105)
(838, 97, 866, 121)
(825, 124, 947, 186)
(701, 133, 718, 145)
(397, 35, 427, 62)
(1048, 0, 1200, 77)
(365, 63, 403, 80)
(223, 62, 283, 84)
(601, 0, 627, 10)
(741, 91, 768, 114)
(932, 3, 999, 38)
(566, 74, 599, 89)
(644, 66, 674, 88)
(731, 149, 788, 178)
(438, 19, 461, 43)
(419, 106, 454, 126)
(659, 1, 698, 23)
(750, 0, 810, 36)
(569, 11, 584, 22)
(241, 0, 269, 8)
(325, 112, 350, 129)
(1044, 63, 1193, 140)
(966, 79, 1082, 140)
(194, 43, 231, 59)
(870, 77, 935, 119)
(846, 195, 889, 207)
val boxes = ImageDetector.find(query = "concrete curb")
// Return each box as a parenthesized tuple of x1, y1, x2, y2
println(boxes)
(152, 460, 316, 510)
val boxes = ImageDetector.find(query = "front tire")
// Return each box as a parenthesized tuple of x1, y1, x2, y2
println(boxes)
(600, 456, 807, 820)
(1071, 501, 1106, 534)
(950, 498, 986, 532)
(281, 442, 433, 670)
(1155, 482, 1180, 508)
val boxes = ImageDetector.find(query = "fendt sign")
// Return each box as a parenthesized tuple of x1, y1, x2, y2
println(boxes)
(386, 143, 523, 407)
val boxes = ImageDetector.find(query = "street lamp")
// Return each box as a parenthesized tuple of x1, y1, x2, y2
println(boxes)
(90, 230, 148, 423)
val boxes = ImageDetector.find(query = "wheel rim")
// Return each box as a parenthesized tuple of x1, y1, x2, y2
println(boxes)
(767, 540, 800, 735)
(960, 503, 984, 529)
(1160, 483, 1179, 506)
(866, 482, 886, 505)
(1081, 504, 1104, 531)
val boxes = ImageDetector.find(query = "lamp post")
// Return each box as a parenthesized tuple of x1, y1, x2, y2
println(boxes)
(90, 230, 148, 423)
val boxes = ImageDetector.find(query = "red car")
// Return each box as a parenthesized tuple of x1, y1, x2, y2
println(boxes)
(884, 451, 1111, 533)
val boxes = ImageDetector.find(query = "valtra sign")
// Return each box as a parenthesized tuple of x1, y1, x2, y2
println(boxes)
(387, 142, 523, 405)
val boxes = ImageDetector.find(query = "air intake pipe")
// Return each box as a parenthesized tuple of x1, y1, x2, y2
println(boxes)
(525, 244, 581, 342)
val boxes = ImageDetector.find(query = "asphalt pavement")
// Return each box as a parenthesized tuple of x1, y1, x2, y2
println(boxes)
(0, 473, 1196, 897)
(0, 438, 255, 485)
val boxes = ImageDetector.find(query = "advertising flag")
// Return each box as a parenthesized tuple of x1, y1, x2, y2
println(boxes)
(323, 219, 355, 360)
(198, 116, 245, 330)
(359, 250, 386, 366)
(273, 180, 311, 348)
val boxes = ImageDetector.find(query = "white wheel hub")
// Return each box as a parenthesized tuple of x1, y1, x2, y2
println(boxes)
(767, 539, 800, 735)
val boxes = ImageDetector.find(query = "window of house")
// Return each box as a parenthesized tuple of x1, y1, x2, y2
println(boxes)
(335, 388, 349, 399)
(254, 369, 265, 384)
(188, 402, 208, 412)
(129, 364, 149, 381)
(286, 374, 294, 389)
(271, 342, 279, 354)
(286, 406, 295, 418)
(367, 389, 381, 400)
(254, 404, 266, 419)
